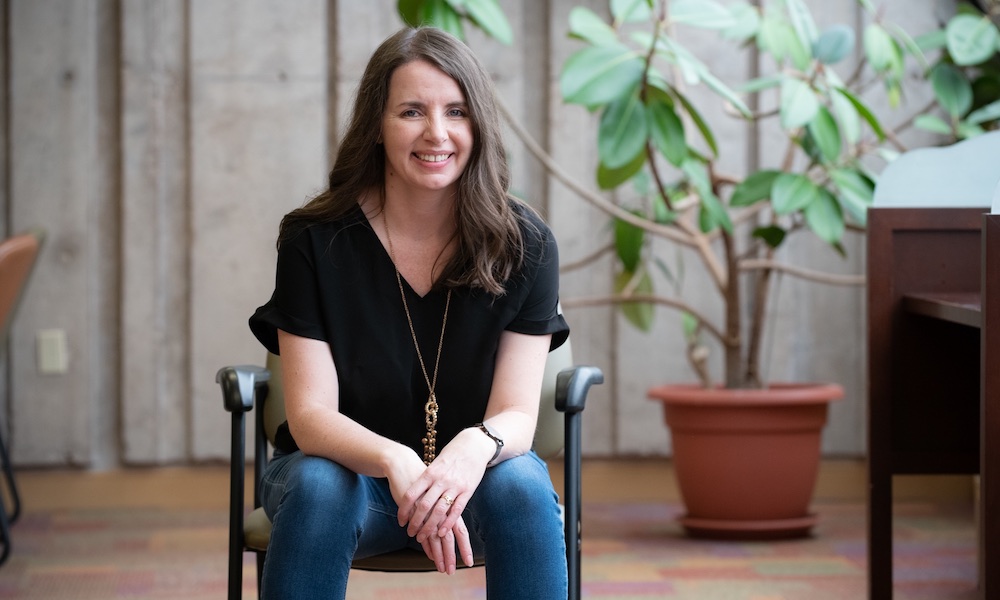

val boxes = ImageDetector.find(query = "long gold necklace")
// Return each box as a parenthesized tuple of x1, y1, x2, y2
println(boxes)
(384, 214, 452, 465)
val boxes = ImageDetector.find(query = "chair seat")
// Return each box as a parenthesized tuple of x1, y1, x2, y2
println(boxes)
(242, 506, 486, 572)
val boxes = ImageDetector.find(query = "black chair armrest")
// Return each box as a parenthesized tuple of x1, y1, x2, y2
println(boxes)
(217, 365, 270, 413)
(555, 365, 604, 414)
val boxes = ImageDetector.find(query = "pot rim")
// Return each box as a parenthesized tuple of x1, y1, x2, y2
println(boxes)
(647, 382, 844, 406)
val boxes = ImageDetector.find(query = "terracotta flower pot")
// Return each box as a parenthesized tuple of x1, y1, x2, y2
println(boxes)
(648, 382, 843, 539)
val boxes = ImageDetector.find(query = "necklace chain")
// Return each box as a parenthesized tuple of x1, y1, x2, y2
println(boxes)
(384, 214, 452, 465)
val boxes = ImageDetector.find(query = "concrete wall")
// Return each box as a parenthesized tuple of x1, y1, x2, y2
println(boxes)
(0, 0, 946, 467)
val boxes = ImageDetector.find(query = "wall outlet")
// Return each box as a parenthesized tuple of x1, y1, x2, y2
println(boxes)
(37, 329, 69, 374)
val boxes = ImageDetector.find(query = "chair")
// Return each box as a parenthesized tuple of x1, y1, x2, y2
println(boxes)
(0, 228, 45, 565)
(218, 338, 603, 600)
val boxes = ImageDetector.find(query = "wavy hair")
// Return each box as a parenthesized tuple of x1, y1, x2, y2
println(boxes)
(278, 27, 527, 295)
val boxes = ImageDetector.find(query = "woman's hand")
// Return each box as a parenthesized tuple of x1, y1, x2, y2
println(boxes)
(393, 427, 494, 573)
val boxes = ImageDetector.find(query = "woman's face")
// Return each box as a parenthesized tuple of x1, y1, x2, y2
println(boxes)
(381, 60, 473, 198)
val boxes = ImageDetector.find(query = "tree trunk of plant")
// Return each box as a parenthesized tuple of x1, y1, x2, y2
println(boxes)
(722, 230, 743, 388)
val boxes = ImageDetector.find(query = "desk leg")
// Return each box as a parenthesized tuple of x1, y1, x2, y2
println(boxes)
(869, 464, 893, 599)
(981, 215, 1000, 600)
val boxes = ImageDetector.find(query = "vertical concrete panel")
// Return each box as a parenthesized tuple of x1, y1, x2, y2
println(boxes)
(546, 0, 616, 455)
(189, 0, 327, 460)
(8, 0, 119, 466)
(120, 0, 189, 463)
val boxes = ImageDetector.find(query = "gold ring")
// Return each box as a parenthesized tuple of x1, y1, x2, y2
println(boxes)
(442, 494, 455, 506)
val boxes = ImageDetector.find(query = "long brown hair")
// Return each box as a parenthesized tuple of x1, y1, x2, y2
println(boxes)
(278, 27, 526, 295)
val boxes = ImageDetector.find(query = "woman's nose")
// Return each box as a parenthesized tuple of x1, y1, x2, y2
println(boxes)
(424, 115, 448, 143)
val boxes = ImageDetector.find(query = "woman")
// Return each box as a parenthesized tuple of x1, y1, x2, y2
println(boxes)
(249, 26, 570, 599)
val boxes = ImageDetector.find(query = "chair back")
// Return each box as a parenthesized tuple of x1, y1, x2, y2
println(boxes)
(0, 229, 44, 342)
(259, 339, 573, 459)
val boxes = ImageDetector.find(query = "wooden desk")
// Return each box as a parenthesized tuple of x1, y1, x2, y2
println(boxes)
(867, 207, 999, 599)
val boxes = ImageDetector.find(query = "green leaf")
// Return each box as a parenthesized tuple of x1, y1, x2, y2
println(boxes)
(946, 13, 1000, 66)
(780, 78, 819, 129)
(785, 0, 819, 48)
(730, 170, 781, 207)
(957, 121, 985, 139)
(829, 168, 874, 225)
(568, 6, 619, 47)
(812, 24, 855, 65)
(772, 173, 821, 215)
(722, 1, 760, 41)
(914, 114, 953, 135)
(423, 0, 465, 39)
(831, 87, 861, 144)
(597, 151, 646, 190)
(804, 188, 845, 245)
(931, 63, 973, 117)
(614, 216, 645, 271)
(683, 159, 732, 233)
(753, 225, 787, 249)
(966, 99, 1000, 125)
(914, 28, 947, 52)
(807, 105, 842, 163)
(615, 269, 655, 331)
(461, 0, 513, 44)
(560, 44, 645, 106)
(611, 0, 652, 24)
(646, 98, 687, 167)
(670, 0, 735, 30)
(833, 87, 886, 141)
(758, 15, 809, 69)
(675, 92, 718, 157)
(864, 23, 897, 72)
(738, 74, 784, 93)
(887, 23, 930, 70)
(598, 92, 649, 169)
(398, 0, 422, 27)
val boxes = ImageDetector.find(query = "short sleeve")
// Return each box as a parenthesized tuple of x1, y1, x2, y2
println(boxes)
(505, 215, 570, 351)
(249, 228, 328, 355)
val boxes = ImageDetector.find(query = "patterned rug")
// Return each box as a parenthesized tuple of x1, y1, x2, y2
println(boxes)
(0, 500, 977, 599)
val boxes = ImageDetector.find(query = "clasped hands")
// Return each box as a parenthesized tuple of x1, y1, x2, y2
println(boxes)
(389, 428, 492, 574)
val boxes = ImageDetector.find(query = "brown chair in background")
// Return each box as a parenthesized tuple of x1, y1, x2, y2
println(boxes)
(0, 228, 45, 565)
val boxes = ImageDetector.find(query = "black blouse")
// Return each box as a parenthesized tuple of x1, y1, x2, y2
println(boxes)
(249, 201, 570, 455)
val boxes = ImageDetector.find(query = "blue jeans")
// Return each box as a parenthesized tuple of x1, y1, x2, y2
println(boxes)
(258, 449, 567, 599)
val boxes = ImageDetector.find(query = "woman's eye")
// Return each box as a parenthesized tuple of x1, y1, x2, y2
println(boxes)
(401, 109, 420, 117)
(448, 108, 467, 118)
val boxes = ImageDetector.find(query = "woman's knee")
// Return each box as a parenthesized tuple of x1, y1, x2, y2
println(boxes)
(266, 454, 365, 523)
(473, 452, 560, 520)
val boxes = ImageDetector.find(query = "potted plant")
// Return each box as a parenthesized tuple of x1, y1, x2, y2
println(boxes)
(400, 0, 1000, 537)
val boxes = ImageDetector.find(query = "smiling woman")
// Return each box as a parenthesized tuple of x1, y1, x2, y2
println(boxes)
(246, 26, 572, 600)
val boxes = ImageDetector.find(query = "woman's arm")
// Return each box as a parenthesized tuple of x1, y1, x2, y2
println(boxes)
(277, 328, 424, 479)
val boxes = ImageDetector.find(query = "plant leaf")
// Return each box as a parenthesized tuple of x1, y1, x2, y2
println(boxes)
(646, 98, 687, 167)
(560, 44, 645, 106)
(834, 87, 886, 141)
(830, 85, 861, 144)
(914, 114, 953, 135)
(830, 168, 874, 225)
(568, 6, 619, 47)
(730, 170, 782, 207)
(722, 1, 760, 41)
(812, 24, 855, 65)
(864, 24, 897, 71)
(804, 188, 845, 245)
(966, 98, 1000, 125)
(615, 269, 655, 331)
(611, 0, 652, 24)
(670, 0, 735, 30)
(780, 78, 819, 129)
(930, 63, 973, 118)
(614, 215, 646, 271)
(946, 13, 1000, 66)
(772, 173, 821, 215)
(398, 0, 422, 27)
(599, 91, 649, 169)
(424, 0, 465, 39)
(753, 225, 787, 249)
(683, 159, 732, 233)
(785, 0, 819, 49)
(675, 91, 718, 157)
(807, 105, 842, 163)
(461, 0, 513, 44)
(597, 151, 646, 190)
